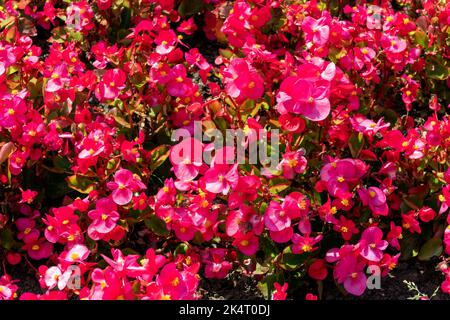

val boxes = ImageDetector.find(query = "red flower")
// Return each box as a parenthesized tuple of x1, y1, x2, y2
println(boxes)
(95, 69, 127, 101)
(272, 282, 288, 300)
(308, 259, 328, 281)
(223, 58, 264, 102)
(107, 169, 146, 206)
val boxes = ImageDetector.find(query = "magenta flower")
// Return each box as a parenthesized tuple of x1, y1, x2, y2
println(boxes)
(95, 68, 126, 101)
(232, 232, 259, 256)
(291, 234, 323, 254)
(23, 236, 54, 260)
(335, 255, 367, 296)
(277, 150, 307, 179)
(202, 249, 233, 279)
(358, 187, 389, 216)
(63, 244, 90, 263)
(157, 263, 188, 300)
(264, 201, 292, 232)
(223, 58, 264, 103)
(204, 164, 239, 195)
(170, 138, 204, 182)
(154, 29, 178, 55)
(276, 76, 330, 121)
(358, 226, 388, 262)
(301, 16, 330, 46)
(107, 169, 146, 206)
(88, 198, 120, 234)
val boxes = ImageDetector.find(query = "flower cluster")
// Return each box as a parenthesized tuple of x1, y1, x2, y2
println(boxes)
(0, 0, 449, 300)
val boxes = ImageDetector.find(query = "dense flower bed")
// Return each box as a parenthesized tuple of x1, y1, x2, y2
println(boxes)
(0, 0, 449, 300)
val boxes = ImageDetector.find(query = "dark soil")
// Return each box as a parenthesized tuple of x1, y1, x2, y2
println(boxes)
(314, 258, 449, 300)
(8, 261, 43, 297)
(200, 271, 264, 300)
(199, 259, 449, 300)
(3, 256, 449, 300)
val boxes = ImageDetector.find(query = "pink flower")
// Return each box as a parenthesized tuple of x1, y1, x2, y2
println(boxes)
(305, 293, 318, 300)
(358, 226, 388, 262)
(278, 150, 307, 179)
(170, 138, 204, 181)
(107, 169, 146, 206)
(226, 205, 263, 237)
(302, 16, 330, 46)
(358, 187, 389, 216)
(88, 198, 120, 235)
(319, 159, 368, 198)
(228, 175, 261, 209)
(272, 282, 288, 300)
(418, 207, 436, 222)
(154, 29, 178, 55)
(16, 218, 39, 243)
(333, 216, 359, 241)
(44, 266, 76, 290)
(97, 0, 112, 10)
(204, 164, 239, 195)
(0, 275, 18, 300)
(166, 64, 195, 98)
(95, 68, 127, 101)
(172, 208, 197, 241)
(202, 249, 233, 279)
(157, 263, 188, 300)
(223, 58, 264, 102)
(23, 236, 54, 260)
(62, 244, 90, 263)
(387, 222, 402, 250)
(350, 115, 390, 137)
(264, 201, 293, 232)
(335, 255, 367, 296)
(101, 249, 145, 278)
(308, 259, 328, 280)
(19, 189, 38, 204)
(276, 75, 330, 121)
(402, 212, 421, 234)
(291, 234, 323, 254)
(232, 232, 259, 256)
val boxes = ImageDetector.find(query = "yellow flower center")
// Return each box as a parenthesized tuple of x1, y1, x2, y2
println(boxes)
(71, 252, 80, 260)
(171, 277, 180, 287)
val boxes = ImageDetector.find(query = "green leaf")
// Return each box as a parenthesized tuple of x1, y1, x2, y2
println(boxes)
(268, 177, 290, 195)
(399, 234, 420, 260)
(348, 132, 364, 158)
(425, 55, 450, 80)
(66, 175, 95, 194)
(279, 246, 308, 271)
(144, 215, 169, 236)
(150, 145, 170, 171)
(0, 16, 15, 30)
(174, 243, 189, 256)
(0, 142, 16, 165)
(418, 238, 443, 261)
(178, 0, 204, 17)
(414, 30, 428, 49)
(0, 229, 14, 250)
(257, 273, 278, 300)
